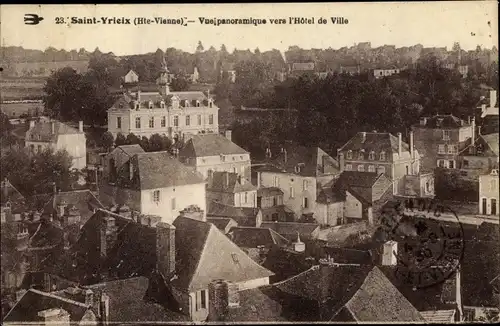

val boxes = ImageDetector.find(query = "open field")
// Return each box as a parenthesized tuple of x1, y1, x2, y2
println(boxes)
(0, 77, 46, 101)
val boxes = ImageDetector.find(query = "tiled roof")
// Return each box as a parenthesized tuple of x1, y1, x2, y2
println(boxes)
(1, 179, 26, 211)
(225, 287, 287, 322)
(206, 217, 237, 232)
(228, 226, 290, 248)
(321, 221, 375, 245)
(117, 151, 205, 190)
(41, 189, 104, 224)
(260, 146, 340, 178)
(26, 121, 82, 142)
(322, 246, 374, 265)
(415, 114, 469, 129)
(420, 310, 456, 323)
(257, 187, 284, 197)
(207, 172, 256, 193)
(85, 277, 189, 323)
(172, 216, 273, 292)
(3, 289, 90, 323)
(331, 171, 392, 205)
(259, 222, 320, 240)
(116, 144, 146, 157)
(339, 132, 409, 154)
(482, 133, 499, 156)
(207, 201, 260, 226)
(29, 219, 64, 248)
(179, 134, 248, 157)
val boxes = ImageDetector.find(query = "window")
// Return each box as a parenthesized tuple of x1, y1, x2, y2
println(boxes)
(148, 101, 153, 109)
(438, 145, 445, 154)
(357, 165, 365, 172)
(273, 176, 279, 187)
(207, 169, 213, 179)
(197, 114, 202, 125)
(117, 117, 122, 129)
(160, 101, 165, 109)
(30, 144, 35, 152)
(37, 145, 42, 152)
(368, 151, 375, 160)
(379, 152, 386, 161)
(171, 197, 176, 210)
(378, 166, 386, 174)
(200, 290, 207, 309)
(272, 197, 277, 206)
(220, 154, 226, 162)
(443, 130, 450, 141)
(290, 187, 295, 198)
(161, 116, 166, 128)
(149, 117, 154, 128)
(345, 164, 353, 171)
(490, 179, 497, 192)
(244, 192, 248, 203)
(463, 160, 469, 168)
(448, 160, 455, 169)
(358, 151, 364, 160)
(153, 190, 160, 203)
(438, 160, 445, 168)
(303, 180, 308, 191)
(346, 150, 353, 159)
(368, 165, 375, 172)
(186, 115, 190, 126)
(37, 135, 41, 140)
(173, 116, 179, 127)
(448, 145, 455, 154)
(209, 114, 214, 125)
(135, 117, 141, 129)
(303, 197, 309, 208)
(232, 167, 237, 173)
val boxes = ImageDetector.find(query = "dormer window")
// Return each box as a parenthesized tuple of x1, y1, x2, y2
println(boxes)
(294, 165, 301, 173)
(358, 150, 364, 160)
(160, 101, 165, 109)
(347, 150, 353, 159)
(196, 101, 200, 107)
(379, 151, 386, 161)
(30, 134, 34, 140)
(220, 154, 226, 162)
(368, 151, 375, 160)
(135, 103, 140, 110)
(209, 101, 213, 108)
(148, 101, 153, 109)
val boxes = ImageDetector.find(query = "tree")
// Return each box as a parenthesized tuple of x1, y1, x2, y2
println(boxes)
(0, 111, 13, 138)
(140, 136, 150, 151)
(149, 133, 172, 152)
(170, 75, 190, 91)
(100, 131, 115, 152)
(196, 41, 204, 53)
(125, 133, 141, 145)
(115, 133, 127, 146)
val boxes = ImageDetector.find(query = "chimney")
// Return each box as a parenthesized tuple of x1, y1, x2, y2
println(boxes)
(257, 171, 261, 188)
(100, 292, 110, 325)
(409, 131, 414, 159)
(227, 281, 240, 308)
(478, 126, 482, 136)
(265, 147, 272, 159)
(224, 130, 232, 142)
(208, 279, 229, 321)
(79, 121, 83, 133)
(292, 232, 305, 252)
(84, 289, 94, 306)
(52, 183, 57, 195)
(58, 201, 67, 218)
(338, 152, 345, 172)
(137, 90, 141, 102)
(37, 308, 70, 326)
(381, 240, 398, 266)
(490, 90, 497, 108)
(156, 222, 176, 277)
(225, 172, 229, 188)
(471, 117, 476, 145)
(100, 216, 118, 258)
(361, 132, 366, 143)
(397, 132, 402, 156)
(318, 257, 333, 317)
(29, 120, 36, 129)
(179, 205, 205, 221)
(420, 117, 427, 126)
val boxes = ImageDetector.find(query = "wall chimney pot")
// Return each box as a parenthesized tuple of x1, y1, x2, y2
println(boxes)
(156, 222, 176, 277)
(471, 117, 476, 145)
(29, 120, 36, 129)
(79, 121, 84, 133)
(397, 133, 402, 156)
(224, 130, 232, 142)
(361, 132, 366, 143)
(51, 122, 55, 135)
(382, 240, 398, 266)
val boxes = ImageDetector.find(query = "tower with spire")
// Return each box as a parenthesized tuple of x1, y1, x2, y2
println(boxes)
(157, 54, 171, 96)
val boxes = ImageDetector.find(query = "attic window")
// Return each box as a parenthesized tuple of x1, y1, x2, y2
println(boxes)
(149, 101, 153, 109)
(37, 135, 41, 140)
(294, 165, 301, 173)
(358, 150, 364, 160)
(118, 103, 123, 109)
(196, 101, 200, 107)
(347, 150, 353, 159)
(379, 152, 386, 161)
(135, 103, 140, 110)
(220, 154, 226, 162)
(368, 151, 375, 160)
(160, 101, 165, 109)
(231, 253, 239, 264)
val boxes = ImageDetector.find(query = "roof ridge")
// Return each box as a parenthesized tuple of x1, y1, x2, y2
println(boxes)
(28, 289, 90, 308)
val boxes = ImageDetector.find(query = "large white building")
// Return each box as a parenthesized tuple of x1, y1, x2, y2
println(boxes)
(107, 60, 219, 141)
(25, 120, 87, 170)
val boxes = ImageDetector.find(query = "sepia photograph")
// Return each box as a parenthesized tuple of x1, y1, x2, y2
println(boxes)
(0, 2, 498, 324)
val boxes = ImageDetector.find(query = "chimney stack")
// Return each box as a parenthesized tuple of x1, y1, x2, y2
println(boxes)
(292, 232, 305, 252)
(381, 240, 398, 266)
(100, 292, 110, 326)
(420, 117, 427, 126)
(179, 205, 205, 222)
(284, 148, 288, 164)
(84, 289, 94, 306)
(397, 133, 402, 156)
(361, 132, 367, 143)
(37, 308, 70, 326)
(29, 120, 36, 129)
(51, 122, 55, 135)
(208, 280, 229, 322)
(471, 117, 476, 145)
(79, 121, 84, 133)
(156, 222, 176, 277)
(338, 151, 345, 172)
(409, 131, 414, 159)
(100, 216, 118, 258)
(225, 172, 229, 188)
(137, 90, 142, 102)
(224, 130, 232, 142)
(490, 90, 497, 108)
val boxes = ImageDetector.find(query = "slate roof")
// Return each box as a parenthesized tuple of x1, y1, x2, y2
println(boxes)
(225, 287, 287, 322)
(330, 171, 392, 205)
(117, 151, 205, 190)
(179, 134, 248, 157)
(116, 144, 146, 157)
(28, 219, 64, 248)
(41, 189, 104, 224)
(259, 146, 340, 178)
(339, 132, 410, 154)
(85, 277, 189, 323)
(460, 134, 499, 157)
(415, 114, 470, 129)
(25, 121, 82, 142)
(481, 133, 500, 156)
(259, 222, 320, 240)
(1, 179, 26, 211)
(172, 216, 273, 292)
(207, 201, 260, 226)
(3, 289, 91, 323)
(228, 226, 290, 248)
(257, 187, 284, 197)
(207, 217, 237, 232)
(207, 172, 256, 193)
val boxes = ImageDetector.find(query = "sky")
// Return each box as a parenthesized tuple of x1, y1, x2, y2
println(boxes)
(0, 2, 498, 56)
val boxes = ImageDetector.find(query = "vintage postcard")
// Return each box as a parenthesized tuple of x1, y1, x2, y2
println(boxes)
(0, 2, 499, 324)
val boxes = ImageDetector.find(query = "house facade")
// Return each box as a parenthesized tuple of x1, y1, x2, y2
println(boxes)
(99, 151, 206, 224)
(479, 169, 499, 216)
(178, 132, 251, 181)
(25, 120, 87, 170)
(257, 187, 295, 222)
(206, 171, 257, 208)
(412, 115, 474, 171)
(123, 70, 139, 84)
(257, 146, 340, 222)
(107, 61, 219, 141)
(458, 133, 499, 178)
(338, 131, 421, 195)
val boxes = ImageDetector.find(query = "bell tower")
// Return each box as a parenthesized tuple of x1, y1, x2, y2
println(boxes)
(157, 55, 170, 96)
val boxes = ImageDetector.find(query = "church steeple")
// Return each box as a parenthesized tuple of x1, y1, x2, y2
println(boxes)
(157, 54, 170, 96)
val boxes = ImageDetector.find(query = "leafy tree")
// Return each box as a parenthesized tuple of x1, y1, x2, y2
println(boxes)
(196, 41, 204, 53)
(125, 133, 141, 145)
(115, 133, 127, 146)
(100, 131, 115, 152)
(170, 74, 190, 91)
(0, 111, 13, 138)
(149, 133, 172, 152)
(140, 136, 150, 151)
(478, 309, 499, 322)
